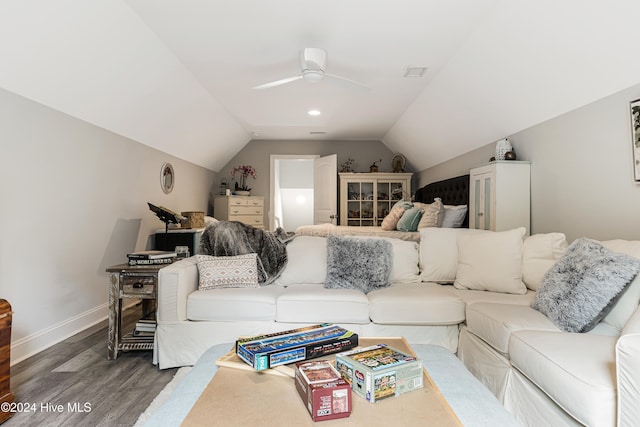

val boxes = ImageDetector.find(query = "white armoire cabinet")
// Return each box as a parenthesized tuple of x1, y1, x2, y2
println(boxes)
(469, 161, 531, 234)
(339, 173, 412, 226)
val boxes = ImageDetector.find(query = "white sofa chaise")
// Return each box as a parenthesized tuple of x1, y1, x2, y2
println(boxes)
(155, 227, 640, 427)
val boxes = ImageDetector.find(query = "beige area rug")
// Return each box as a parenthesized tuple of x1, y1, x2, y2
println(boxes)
(134, 367, 192, 427)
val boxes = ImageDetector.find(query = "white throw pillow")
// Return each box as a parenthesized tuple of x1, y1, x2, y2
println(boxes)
(275, 236, 327, 285)
(600, 239, 640, 331)
(454, 227, 528, 295)
(441, 205, 468, 228)
(196, 253, 259, 289)
(521, 233, 568, 290)
(419, 227, 489, 283)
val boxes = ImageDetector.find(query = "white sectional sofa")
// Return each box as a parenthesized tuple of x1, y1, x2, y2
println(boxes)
(155, 227, 640, 427)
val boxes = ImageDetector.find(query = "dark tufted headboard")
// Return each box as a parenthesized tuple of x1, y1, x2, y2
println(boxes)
(414, 174, 470, 228)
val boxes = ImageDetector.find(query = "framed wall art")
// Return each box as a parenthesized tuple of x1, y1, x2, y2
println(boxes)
(161, 162, 174, 194)
(631, 99, 640, 181)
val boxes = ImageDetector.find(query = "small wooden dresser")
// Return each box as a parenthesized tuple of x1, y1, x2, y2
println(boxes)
(213, 195, 264, 229)
(0, 300, 13, 423)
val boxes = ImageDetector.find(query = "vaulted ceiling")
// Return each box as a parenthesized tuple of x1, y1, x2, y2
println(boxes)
(2, 1, 640, 172)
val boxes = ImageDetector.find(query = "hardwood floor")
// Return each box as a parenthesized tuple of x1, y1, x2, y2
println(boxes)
(5, 305, 177, 426)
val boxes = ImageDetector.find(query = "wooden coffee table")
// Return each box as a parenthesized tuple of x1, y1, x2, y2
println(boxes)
(182, 337, 462, 426)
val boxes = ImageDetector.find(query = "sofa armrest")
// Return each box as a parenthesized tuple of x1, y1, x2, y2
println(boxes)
(157, 257, 199, 323)
(616, 304, 640, 427)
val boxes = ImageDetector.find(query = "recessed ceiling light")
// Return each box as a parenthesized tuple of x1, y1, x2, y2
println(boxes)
(404, 66, 428, 78)
(308, 109, 321, 116)
(309, 131, 326, 135)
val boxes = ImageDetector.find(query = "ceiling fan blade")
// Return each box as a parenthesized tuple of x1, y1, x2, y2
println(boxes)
(324, 73, 370, 91)
(252, 75, 302, 90)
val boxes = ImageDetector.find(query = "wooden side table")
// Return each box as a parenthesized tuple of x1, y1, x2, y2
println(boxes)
(0, 300, 13, 423)
(106, 264, 165, 360)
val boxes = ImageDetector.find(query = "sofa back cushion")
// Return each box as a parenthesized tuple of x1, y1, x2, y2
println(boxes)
(454, 227, 528, 295)
(275, 236, 327, 285)
(340, 236, 422, 284)
(381, 237, 421, 283)
(522, 233, 568, 290)
(276, 235, 421, 286)
(419, 227, 489, 283)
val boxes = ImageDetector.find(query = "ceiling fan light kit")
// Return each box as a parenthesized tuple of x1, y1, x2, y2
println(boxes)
(302, 70, 324, 83)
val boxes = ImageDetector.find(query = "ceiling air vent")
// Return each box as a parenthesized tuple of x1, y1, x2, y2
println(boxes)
(404, 66, 428, 78)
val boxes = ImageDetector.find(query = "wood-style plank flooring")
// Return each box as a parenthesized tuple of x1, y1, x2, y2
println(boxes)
(5, 305, 177, 426)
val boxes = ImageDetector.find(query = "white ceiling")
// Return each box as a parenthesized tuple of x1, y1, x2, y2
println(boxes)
(2, 1, 640, 172)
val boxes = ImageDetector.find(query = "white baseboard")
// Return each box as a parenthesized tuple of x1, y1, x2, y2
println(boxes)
(10, 300, 139, 366)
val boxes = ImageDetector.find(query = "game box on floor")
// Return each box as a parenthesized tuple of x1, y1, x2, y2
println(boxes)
(236, 323, 358, 371)
(335, 344, 424, 403)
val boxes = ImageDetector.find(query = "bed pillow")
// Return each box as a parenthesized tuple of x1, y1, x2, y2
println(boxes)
(454, 227, 528, 294)
(275, 236, 327, 285)
(532, 238, 640, 333)
(441, 205, 468, 228)
(396, 207, 424, 232)
(325, 235, 392, 293)
(196, 253, 259, 289)
(521, 233, 568, 290)
(415, 198, 444, 229)
(381, 205, 406, 231)
(419, 227, 489, 283)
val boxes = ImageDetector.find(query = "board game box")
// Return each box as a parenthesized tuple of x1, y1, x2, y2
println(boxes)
(235, 324, 358, 371)
(335, 344, 424, 403)
(295, 360, 352, 422)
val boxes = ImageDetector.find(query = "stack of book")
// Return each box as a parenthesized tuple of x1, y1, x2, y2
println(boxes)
(133, 317, 156, 338)
(127, 250, 176, 266)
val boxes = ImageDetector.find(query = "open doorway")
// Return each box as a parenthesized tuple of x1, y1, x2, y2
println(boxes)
(269, 154, 337, 232)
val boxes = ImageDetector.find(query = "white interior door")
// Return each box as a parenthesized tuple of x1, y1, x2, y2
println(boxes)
(314, 154, 337, 224)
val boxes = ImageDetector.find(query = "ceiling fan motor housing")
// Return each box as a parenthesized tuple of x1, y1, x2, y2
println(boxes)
(301, 48, 327, 72)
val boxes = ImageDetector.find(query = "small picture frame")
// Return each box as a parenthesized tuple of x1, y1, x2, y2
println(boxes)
(630, 99, 640, 181)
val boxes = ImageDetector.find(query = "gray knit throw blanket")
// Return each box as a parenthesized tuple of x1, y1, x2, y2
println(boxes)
(199, 221, 288, 285)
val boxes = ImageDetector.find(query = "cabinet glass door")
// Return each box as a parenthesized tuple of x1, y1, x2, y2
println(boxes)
(483, 177, 491, 229)
(376, 181, 404, 226)
(473, 175, 492, 230)
(346, 181, 374, 226)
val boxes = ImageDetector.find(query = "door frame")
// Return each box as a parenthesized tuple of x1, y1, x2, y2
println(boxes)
(269, 154, 319, 231)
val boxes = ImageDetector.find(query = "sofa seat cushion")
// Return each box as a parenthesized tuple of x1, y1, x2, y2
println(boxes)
(509, 330, 617, 427)
(187, 286, 283, 321)
(452, 288, 536, 306)
(276, 284, 370, 324)
(466, 303, 559, 354)
(367, 283, 465, 325)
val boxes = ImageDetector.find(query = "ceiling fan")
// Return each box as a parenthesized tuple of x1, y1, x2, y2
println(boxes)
(252, 48, 369, 90)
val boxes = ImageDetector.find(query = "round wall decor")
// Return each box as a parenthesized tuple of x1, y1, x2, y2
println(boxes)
(161, 162, 174, 194)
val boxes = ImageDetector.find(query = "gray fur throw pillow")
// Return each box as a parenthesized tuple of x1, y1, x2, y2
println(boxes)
(325, 235, 392, 294)
(532, 238, 640, 332)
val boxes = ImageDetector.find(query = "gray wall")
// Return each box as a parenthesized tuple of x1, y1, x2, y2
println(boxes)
(215, 140, 400, 227)
(416, 83, 640, 242)
(1, 88, 215, 362)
